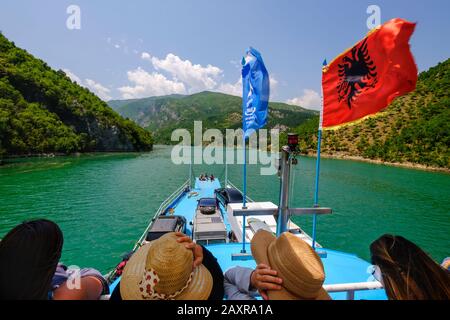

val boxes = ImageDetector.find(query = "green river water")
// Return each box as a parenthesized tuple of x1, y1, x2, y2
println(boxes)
(0, 145, 449, 273)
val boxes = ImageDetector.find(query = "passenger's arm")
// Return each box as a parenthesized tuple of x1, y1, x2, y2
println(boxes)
(53, 276, 104, 300)
(224, 266, 257, 300)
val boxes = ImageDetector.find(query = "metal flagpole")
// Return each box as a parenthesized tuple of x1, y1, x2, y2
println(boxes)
(312, 128, 322, 250)
(238, 47, 269, 256)
(242, 139, 247, 253)
(312, 59, 327, 250)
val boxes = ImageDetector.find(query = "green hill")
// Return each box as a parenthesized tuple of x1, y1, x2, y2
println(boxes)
(109, 91, 318, 144)
(290, 58, 450, 169)
(0, 33, 153, 158)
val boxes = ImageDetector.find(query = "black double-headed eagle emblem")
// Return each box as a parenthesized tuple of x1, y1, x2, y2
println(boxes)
(337, 38, 378, 109)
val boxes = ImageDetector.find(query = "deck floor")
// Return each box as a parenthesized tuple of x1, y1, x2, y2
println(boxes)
(167, 178, 221, 237)
(110, 178, 387, 300)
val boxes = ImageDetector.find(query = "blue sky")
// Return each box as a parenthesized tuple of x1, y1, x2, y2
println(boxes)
(0, 0, 449, 109)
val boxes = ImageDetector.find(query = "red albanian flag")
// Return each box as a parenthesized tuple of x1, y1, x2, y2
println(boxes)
(321, 18, 418, 129)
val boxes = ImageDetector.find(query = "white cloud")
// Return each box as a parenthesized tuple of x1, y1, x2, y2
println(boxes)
(114, 44, 120, 49)
(62, 69, 112, 101)
(63, 68, 82, 84)
(145, 53, 223, 93)
(216, 75, 278, 98)
(118, 67, 186, 99)
(141, 52, 151, 60)
(216, 78, 242, 97)
(119, 52, 281, 99)
(85, 79, 112, 101)
(230, 60, 241, 69)
(287, 89, 321, 110)
(269, 76, 278, 97)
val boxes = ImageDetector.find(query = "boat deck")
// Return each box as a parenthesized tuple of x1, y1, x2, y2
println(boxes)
(109, 178, 387, 300)
(166, 178, 223, 237)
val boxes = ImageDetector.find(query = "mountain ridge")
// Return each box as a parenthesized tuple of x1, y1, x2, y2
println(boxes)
(109, 91, 318, 144)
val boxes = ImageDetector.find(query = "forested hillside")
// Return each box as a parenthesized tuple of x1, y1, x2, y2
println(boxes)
(0, 33, 153, 158)
(109, 91, 318, 144)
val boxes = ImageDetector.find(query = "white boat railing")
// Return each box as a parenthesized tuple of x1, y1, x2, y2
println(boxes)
(227, 180, 320, 247)
(323, 281, 384, 300)
(105, 179, 190, 282)
(133, 179, 190, 251)
(247, 281, 383, 300)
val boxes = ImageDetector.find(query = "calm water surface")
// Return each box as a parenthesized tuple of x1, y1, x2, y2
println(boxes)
(1, 146, 449, 273)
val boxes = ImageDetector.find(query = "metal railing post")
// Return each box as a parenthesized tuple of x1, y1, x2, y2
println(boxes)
(347, 291, 355, 300)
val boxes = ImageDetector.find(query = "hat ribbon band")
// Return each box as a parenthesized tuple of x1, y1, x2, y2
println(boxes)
(139, 268, 194, 300)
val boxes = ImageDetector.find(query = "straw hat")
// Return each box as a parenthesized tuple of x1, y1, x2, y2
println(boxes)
(120, 232, 213, 300)
(251, 230, 331, 300)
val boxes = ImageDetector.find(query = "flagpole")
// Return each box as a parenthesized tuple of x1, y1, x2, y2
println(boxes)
(312, 59, 327, 251)
(242, 139, 247, 253)
(312, 128, 322, 250)
(238, 47, 269, 257)
(243, 141, 247, 208)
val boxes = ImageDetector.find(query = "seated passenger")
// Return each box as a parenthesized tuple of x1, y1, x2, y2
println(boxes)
(370, 234, 450, 300)
(111, 232, 224, 300)
(0, 219, 108, 300)
(210, 175, 215, 181)
(224, 230, 330, 300)
(51, 263, 109, 300)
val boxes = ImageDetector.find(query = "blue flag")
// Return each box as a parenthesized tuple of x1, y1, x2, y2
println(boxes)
(241, 47, 270, 139)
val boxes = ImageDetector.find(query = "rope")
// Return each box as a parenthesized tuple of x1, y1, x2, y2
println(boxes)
(219, 165, 226, 184)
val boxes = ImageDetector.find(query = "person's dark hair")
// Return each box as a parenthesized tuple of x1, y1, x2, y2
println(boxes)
(0, 219, 63, 300)
(370, 234, 450, 300)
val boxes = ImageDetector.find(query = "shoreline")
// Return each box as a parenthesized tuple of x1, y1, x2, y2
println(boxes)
(304, 152, 450, 174)
(0, 151, 152, 165)
(2, 148, 449, 174)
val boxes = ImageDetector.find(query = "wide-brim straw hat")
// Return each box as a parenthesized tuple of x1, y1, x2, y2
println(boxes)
(251, 230, 331, 300)
(121, 233, 213, 300)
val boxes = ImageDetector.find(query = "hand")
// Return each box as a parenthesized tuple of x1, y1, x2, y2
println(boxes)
(250, 264, 283, 300)
(175, 232, 203, 268)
